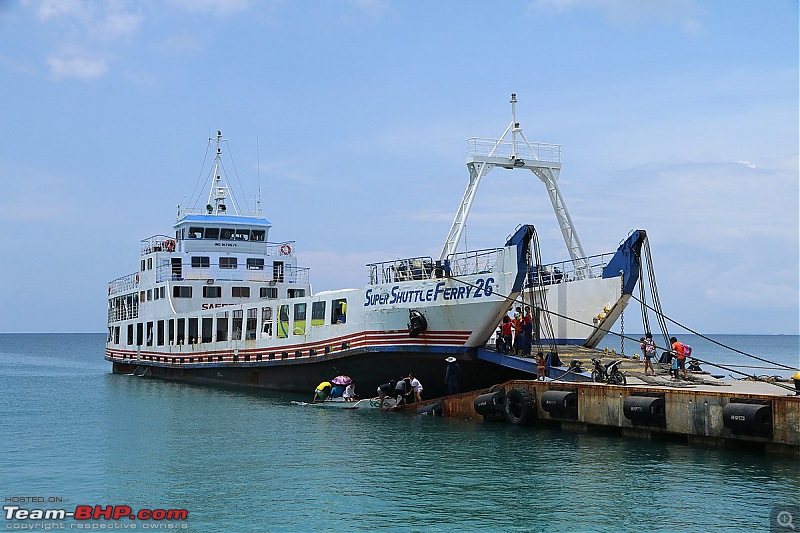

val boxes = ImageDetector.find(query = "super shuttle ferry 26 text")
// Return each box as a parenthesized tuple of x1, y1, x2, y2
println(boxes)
(364, 278, 495, 306)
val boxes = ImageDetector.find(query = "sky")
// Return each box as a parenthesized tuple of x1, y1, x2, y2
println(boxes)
(0, 0, 797, 335)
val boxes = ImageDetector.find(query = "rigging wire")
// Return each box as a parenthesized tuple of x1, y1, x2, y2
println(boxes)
(631, 294, 796, 371)
(445, 272, 797, 392)
(187, 139, 212, 210)
(224, 140, 250, 214)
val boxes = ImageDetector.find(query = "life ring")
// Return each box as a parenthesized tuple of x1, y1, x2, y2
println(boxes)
(504, 388, 536, 425)
(280, 243, 292, 255)
(163, 239, 176, 252)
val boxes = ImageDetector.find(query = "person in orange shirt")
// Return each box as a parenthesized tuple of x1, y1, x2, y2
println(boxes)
(500, 315, 513, 354)
(670, 336, 688, 380)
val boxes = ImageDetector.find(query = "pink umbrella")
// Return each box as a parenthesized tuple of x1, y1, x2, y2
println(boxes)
(331, 375, 352, 386)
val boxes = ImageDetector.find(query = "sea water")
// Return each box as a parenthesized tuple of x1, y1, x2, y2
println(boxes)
(0, 333, 798, 532)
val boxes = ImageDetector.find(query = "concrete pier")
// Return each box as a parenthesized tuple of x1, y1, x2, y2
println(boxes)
(411, 377, 800, 455)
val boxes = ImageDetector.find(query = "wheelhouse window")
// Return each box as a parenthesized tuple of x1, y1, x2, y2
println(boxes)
(232, 310, 243, 340)
(221, 228, 235, 240)
(173, 286, 192, 298)
(247, 258, 264, 270)
(232, 286, 250, 298)
(220, 257, 237, 269)
(293, 303, 307, 336)
(251, 230, 265, 242)
(204, 227, 220, 239)
(260, 287, 278, 299)
(311, 301, 326, 326)
(246, 308, 257, 339)
(261, 307, 272, 337)
(202, 317, 213, 343)
(332, 298, 347, 324)
(188, 227, 203, 239)
(192, 256, 210, 268)
(216, 312, 228, 341)
(278, 305, 289, 338)
(203, 286, 221, 298)
(234, 229, 250, 241)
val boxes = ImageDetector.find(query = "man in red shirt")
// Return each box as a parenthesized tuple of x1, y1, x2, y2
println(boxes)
(670, 336, 688, 380)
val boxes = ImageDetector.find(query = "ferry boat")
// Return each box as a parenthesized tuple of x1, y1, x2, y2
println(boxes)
(105, 96, 644, 397)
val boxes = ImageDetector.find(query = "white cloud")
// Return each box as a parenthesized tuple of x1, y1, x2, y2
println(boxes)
(167, 0, 251, 17)
(34, 0, 141, 40)
(46, 53, 108, 79)
(531, 0, 703, 33)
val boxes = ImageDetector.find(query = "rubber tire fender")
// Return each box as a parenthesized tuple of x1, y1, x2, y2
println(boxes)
(504, 388, 536, 425)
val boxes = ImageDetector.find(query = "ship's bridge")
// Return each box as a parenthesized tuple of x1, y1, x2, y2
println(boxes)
(174, 214, 273, 254)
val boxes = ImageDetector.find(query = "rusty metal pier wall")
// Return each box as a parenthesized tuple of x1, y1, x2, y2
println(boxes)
(413, 380, 800, 454)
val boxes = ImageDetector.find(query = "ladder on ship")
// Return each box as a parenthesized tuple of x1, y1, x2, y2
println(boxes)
(440, 94, 590, 279)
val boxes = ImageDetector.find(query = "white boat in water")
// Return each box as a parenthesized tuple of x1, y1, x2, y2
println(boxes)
(290, 397, 396, 410)
(105, 96, 644, 397)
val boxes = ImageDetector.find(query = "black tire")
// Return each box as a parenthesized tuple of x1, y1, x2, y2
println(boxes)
(591, 370, 603, 383)
(504, 388, 535, 425)
(613, 370, 627, 386)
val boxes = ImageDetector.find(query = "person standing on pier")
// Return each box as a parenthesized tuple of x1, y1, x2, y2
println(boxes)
(537, 352, 546, 380)
(670, 337, 688, 380)
(500, 315, 513, 354)
(641, 333, 656, 376)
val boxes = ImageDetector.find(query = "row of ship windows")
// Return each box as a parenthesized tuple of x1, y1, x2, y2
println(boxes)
(135, 286, 305, 301)
(108, 298, 348, 346)
(184, 227, 266, 241)
(141, 257, 266, 271)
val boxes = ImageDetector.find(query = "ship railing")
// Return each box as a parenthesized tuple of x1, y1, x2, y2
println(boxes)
(179, 206, 262, 218)
(527, 252, 614, 286)
(447, 248, 500, 277)
(108, 272, 139, 296)
(140, 235, 175, 255)
(367, 249, 501, 285)
(467, 137, 561, 164)
(156, 264, 310, 285)
(367, 256, 438, 285)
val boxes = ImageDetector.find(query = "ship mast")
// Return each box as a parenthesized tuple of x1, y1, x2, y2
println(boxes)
(205, 130, 241, 216)
(439, 94, 590, 278)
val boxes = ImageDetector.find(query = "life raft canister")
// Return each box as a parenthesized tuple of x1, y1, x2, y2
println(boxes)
(280, 243, 292, 255)
(407, 309, 427, 337)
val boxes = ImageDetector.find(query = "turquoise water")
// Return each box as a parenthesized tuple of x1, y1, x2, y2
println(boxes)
(1, 333, 798, 532)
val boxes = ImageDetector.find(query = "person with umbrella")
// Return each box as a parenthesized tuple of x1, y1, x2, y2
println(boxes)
(330, 375, 352, 399)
